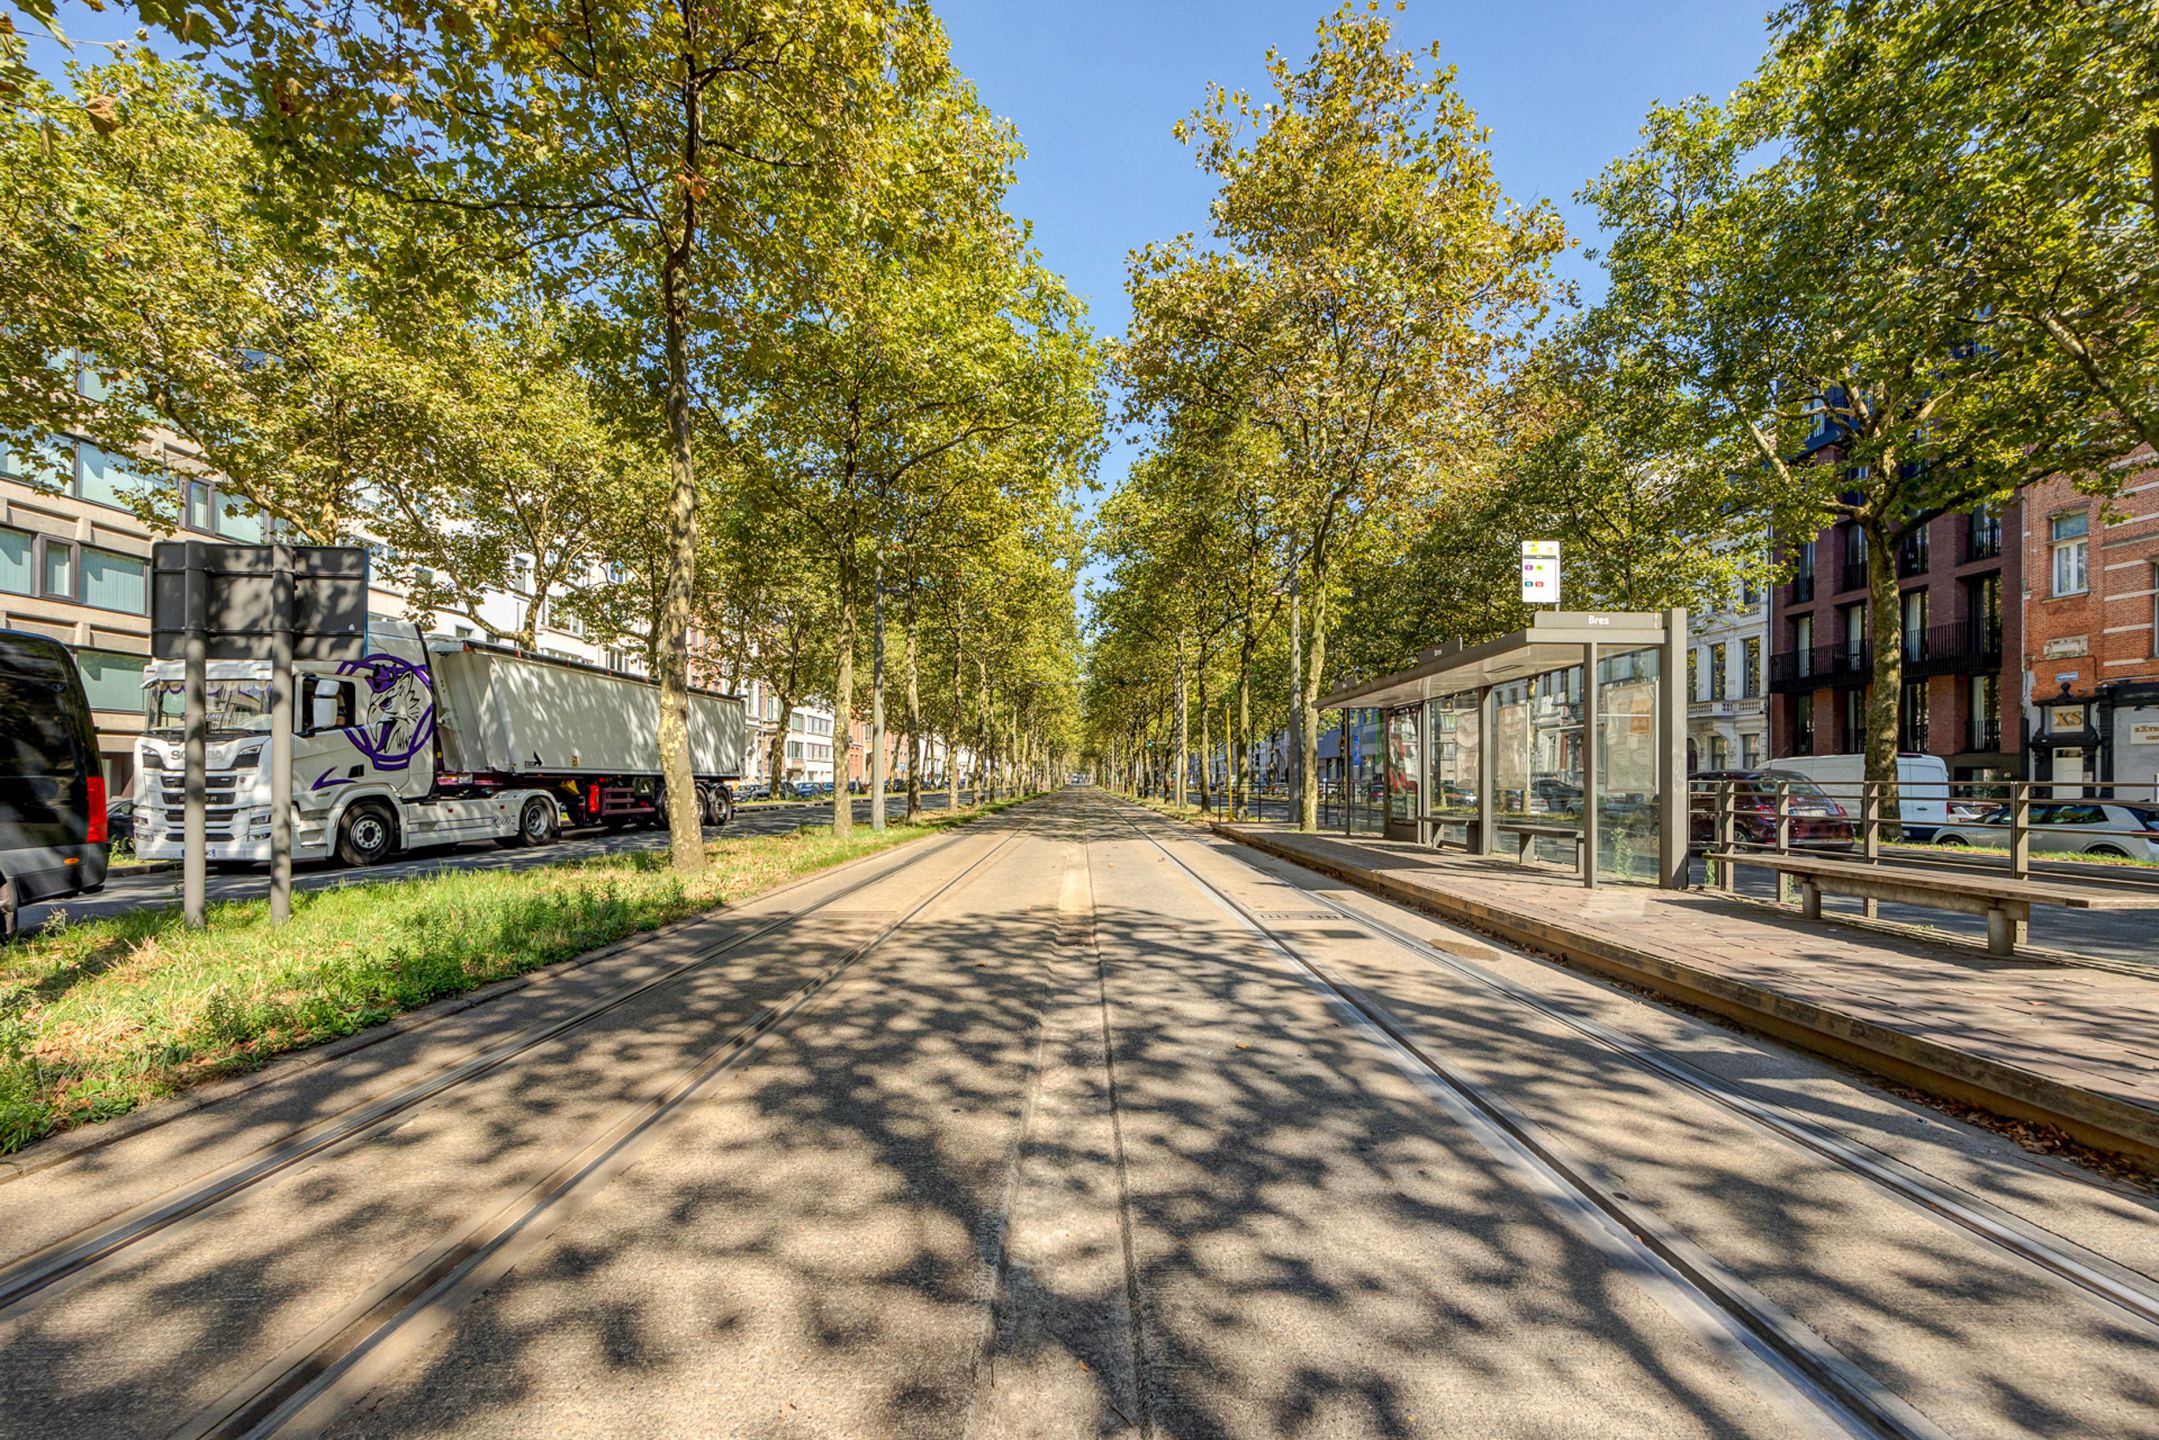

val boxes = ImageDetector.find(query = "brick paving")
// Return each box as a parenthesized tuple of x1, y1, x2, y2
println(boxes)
(1219, 824, 2159, 1145)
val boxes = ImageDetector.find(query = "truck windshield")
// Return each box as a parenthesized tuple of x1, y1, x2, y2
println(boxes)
(144, 680, 275, 736)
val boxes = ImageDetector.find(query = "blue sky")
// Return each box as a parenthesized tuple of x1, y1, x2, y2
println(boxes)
(931, 0, 1773, 596)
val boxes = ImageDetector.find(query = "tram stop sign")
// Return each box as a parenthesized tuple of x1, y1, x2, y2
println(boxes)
(150, 541, 371, 662)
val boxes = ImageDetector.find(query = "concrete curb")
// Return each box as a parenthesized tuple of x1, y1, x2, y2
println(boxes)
(1214, 822, 2159, 1171)
(0, 805, 1017, 1182)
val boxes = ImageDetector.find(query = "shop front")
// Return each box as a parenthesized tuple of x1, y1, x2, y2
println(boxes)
(1322, 610, 1689, 888)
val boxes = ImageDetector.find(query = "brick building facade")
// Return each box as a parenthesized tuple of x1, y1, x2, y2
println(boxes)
(1768, 504, 2023, 783)
(2019, 457, 2159, 797)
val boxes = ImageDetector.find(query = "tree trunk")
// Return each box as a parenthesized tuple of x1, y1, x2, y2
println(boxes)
(1864, 515, 1905, 840)
(1237, 667, 1252, 822)
(1299, 589, 1329, 834)
(904, 597, 922, 823)
(655, 234, 705, 876)
(832, 596, 856, 836)
(950, 610, 965, 811)
(1197, 688, 1212, 814)
(768, 695, 792, 801)
(1175, 633, 1189, 810)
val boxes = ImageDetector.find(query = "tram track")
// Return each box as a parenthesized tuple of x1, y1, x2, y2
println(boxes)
(1233, 838, 2159, 1335)
(1106, 800, 1950, 1440)
(0, 806, 1030, 1321)
(167, 809, 1042, 1440)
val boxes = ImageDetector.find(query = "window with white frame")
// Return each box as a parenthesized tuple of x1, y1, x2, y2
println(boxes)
(2051, 511, 2089, 596)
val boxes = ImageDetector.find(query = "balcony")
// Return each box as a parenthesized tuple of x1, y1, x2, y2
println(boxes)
(1896, 536, 1930, 578)
(1901, 616, 2004, 678)
(1963, 518, 2002, 563)
(1768, 642, 1872, 694)
(1791, 571, 1815, 603)
(1968, 718, 2004, 753)
(1791, 721, 1816, 756)
(1838, 560, 1870, 592)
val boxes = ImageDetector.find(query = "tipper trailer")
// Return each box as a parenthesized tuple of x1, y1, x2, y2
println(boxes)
(131, 623, 746, 866)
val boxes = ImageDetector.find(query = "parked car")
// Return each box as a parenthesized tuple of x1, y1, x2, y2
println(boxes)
(1688, 768, 1855, 852)
(736, 782, 769, 803)
(106, 796, 136, 848)
(1, 630, 111, 939)
(1932, 801, 2159, 861)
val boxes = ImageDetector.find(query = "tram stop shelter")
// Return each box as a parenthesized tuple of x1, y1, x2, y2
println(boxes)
(1318, 609, 1689, 889)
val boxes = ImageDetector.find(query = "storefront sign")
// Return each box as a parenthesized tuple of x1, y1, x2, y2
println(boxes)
(2051, 705, 2086, 732)
(2129, 723, 2159, 747)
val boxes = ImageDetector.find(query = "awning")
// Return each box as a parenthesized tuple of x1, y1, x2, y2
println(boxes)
(1318, 611, 1672, 711)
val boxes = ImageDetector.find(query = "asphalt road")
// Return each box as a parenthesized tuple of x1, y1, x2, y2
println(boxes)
(3, 788, 2155, 1437)
(19, 791, 977, 936)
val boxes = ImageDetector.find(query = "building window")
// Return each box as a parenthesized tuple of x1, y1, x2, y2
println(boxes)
(182, 478, 264, 540)
(41, 542, 74, 597)
(76, 649, 148, 712)
(78, 445, 142, 512)
(1793, 614, 1814, 677)
(1709, 735, 1729, 770)
(1841, 602, 1867, 662)
(1899, 680, 1930, 751)
(1792, 539, 1816, 603)
(1688, 647, 1700, 701)
(1709, 642, 1728, 701)
(1842, 688, 1866, 752)
(1966, 506, 2001, 561)
(81, 547, 148, 612)
(1840, 526, 1868, 591)
(1741, 732, 1762, 769)
(1743, 637, 1762, 698)
(2051, 511, 2089, 596)
(0, 527, 32, 594)
(1901, 587, 1929, 662)
(1969, 673, 2000, 751)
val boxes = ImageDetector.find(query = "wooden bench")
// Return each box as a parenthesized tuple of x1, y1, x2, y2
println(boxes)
(1705, 850, 2159, 956)
(1495, 821, 1586, 869)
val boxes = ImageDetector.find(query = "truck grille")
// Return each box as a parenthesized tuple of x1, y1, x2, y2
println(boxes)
(157, 773, 243, 842)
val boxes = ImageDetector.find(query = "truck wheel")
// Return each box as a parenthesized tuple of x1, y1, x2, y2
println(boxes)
(702, 786, 731, 828)
(501, 796, 558, 849)
(335, 804, 396, 868)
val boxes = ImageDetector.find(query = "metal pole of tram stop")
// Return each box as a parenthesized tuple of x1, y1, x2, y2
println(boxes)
(1582, 641, 1599, 888)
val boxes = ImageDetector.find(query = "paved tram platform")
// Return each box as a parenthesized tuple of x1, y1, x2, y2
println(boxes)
(1216, 821, 2159, 1169)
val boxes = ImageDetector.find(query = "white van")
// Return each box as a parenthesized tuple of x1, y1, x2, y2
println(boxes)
(1769, 752, 1952, 842)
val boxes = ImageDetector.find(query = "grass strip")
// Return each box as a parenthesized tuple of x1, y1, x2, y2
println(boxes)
(0, 797, 1032, 1154)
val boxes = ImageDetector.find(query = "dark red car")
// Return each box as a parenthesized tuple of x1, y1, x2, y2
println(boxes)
(1688, 769, 1855, 851)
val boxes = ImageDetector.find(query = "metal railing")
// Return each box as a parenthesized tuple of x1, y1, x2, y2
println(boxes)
(1768, 642, 1872, 693)
(1902, 617, 2004, 678)
(1838, 560, 1871, 592)
(1693, 776, 2159, 895)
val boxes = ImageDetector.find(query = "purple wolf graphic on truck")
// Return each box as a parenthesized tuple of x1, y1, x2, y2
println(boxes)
(311, 652, 437, 791)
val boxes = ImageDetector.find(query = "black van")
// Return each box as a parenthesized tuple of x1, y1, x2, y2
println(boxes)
(0, 630, 110, 938)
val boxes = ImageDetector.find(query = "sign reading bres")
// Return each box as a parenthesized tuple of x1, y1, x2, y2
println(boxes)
(1520, 540, 1560, 605)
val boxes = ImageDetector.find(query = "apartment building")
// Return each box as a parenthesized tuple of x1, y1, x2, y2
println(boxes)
(1768, 503, 2023, 784)
(2020, 456, 2159, 795)
(1684, 579, 1770, 772)
(1, 383, 610, 795)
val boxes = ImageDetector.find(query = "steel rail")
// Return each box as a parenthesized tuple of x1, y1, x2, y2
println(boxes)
(176, 810, 1044, 1440)
(1108, 801, 1948, 1440)
(0, 807, 1025, 1318)
(1241, 841, 2159, 1335)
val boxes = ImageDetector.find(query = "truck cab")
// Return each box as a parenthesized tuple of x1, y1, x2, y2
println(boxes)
(132, 625, 440, 865)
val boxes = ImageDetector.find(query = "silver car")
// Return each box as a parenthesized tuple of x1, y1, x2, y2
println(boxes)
(1932, 800, 2159, 861)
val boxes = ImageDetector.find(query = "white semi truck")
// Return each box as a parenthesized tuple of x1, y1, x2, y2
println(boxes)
(131, 622, 746, 866)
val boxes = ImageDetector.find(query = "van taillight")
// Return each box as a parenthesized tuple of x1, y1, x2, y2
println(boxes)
(86, 775, 107, 844)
